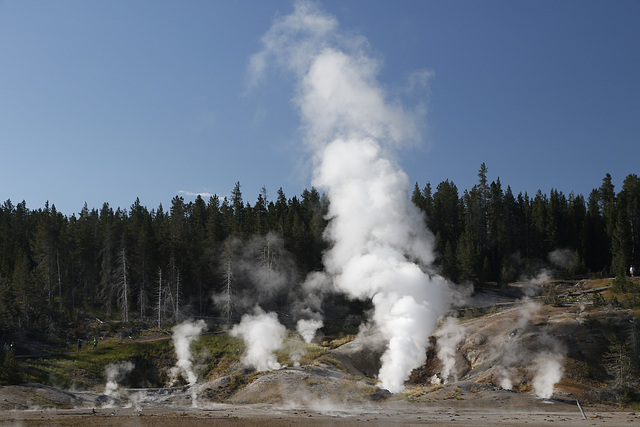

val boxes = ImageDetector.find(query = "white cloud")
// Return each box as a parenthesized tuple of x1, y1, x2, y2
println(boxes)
(177, 190, 215, 198)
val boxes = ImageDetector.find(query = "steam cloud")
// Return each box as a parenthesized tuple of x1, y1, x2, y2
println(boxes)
(212, 232, 297, 314)
(104, 361, 134, 398)
(250, 0, 450, 393)
(548, 249, 574, 269)
(230, 306, 287, 371)
(297, 319, 323, 344)
(490, 300, 565, 398)
(532, 351, 564, 399)
(169, 319, 206, 406)
(434, 317, 465, 382)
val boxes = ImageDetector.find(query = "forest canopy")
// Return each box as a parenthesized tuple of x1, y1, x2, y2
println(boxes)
(1, 166, 639, 336)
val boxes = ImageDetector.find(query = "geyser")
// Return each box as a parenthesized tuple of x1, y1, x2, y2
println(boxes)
(250, 0, 451, 393)
(169, 319, 206, 406)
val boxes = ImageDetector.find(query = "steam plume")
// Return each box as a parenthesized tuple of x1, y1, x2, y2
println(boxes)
(297, 318, 323, 344)
(230, 306, 286, 371)
(250, 0, 450, 393)
(434, 317, 465, 382)
(104, 361, 134, 398)
(489, 300, 565, 397)
(532, 351, 564, 399)
(169, 319, 206, 406)
(548, 248, 573, 269)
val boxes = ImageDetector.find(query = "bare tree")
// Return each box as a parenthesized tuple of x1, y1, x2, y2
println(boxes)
(156, 267, 163, 328)
(218, 260, 235, 327)
(139, 256, 151, 321)
(260, 242, 277, 277)
(166, 253, 181, 322)
(112, 244, 130, 322)
(56, 249, 62, 313)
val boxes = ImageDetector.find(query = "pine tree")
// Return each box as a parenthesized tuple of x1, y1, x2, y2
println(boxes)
(621, 174, 640, 268)
(70, 203, 99, 306)
(0, 272, 18, 329)
(33, 201, 56, 305)
(231, 182, 244, 235)
(603, 333, 639, 402)
(600, 173, 617, 273)
(99, 203, 115, 317)
(254, 189, 269, 236)
(13, 251, 40, 329)
(530, 190, 548, 262)
(585, 189, 608, 273)
(411, 182, 426, 212)
(0, 350, 23, 385)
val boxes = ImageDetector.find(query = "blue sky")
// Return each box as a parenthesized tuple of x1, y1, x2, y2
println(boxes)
(1, 0, 638, 215)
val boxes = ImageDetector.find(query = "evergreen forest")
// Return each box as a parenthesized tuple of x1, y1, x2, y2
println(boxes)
(1, 165, 639, 339)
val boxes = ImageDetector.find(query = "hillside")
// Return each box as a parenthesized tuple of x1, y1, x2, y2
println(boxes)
(1, 278, 639, 425)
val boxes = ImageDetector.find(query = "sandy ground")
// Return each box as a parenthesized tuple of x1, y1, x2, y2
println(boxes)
(0, 400, 638, 426)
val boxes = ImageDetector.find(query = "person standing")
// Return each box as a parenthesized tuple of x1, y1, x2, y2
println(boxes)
(93, 337, 98, 351)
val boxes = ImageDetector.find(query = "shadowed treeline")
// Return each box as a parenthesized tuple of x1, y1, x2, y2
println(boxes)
(0, 168, 638, 340)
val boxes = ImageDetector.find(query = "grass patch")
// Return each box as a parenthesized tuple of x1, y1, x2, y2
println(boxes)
(20, 331, 245, 390)
(589, 278, 613, 288)
(444, 385, 463, 400)
(228, 370, 261, 394)
(22, 336, 175, 389)
(458, 305, 505, 322)
(322, 334, 356, 349)
(313, 355, 349, 374)
(276, 336, 329, 367)
(195, 333, 243, 380)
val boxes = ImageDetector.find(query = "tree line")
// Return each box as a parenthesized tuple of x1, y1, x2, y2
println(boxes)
(1, 167, 639, 337)
(0, 183, 326, 337)
(411, 165, 639, 285)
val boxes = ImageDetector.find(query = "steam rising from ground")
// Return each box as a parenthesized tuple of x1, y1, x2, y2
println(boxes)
(434, 317, 465, 382)
(250, 0, 450, 393)
(532, 351, 564, 399)
(104, 361, 134, 405)
(230, 306, 287, 371)
(297, 319, 323, 344)
(490, 299, 565, 398)
(169, 319, 206, 406)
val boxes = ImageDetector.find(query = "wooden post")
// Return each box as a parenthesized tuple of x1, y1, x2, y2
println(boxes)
(576, 399, 587, 420)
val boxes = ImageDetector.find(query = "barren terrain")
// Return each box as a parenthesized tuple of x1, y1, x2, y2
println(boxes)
(0, 382, 637, 426)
